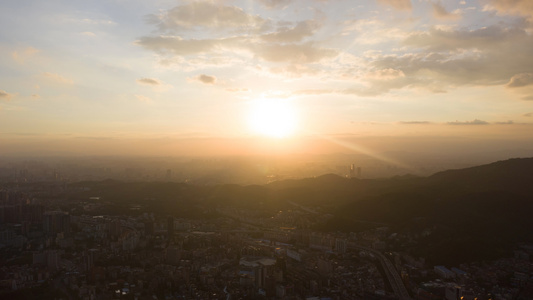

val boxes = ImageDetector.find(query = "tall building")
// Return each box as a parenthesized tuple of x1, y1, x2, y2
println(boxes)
(85, 249, 97, 273)
(335, 238, 347, 254)
(43, 211, 70, 235)
(349, 164, 362, 178)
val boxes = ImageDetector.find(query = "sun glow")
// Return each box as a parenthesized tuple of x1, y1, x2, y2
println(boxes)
(248, 98, 298, 138)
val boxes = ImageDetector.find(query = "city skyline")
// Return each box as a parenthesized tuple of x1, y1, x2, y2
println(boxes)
(2, 0, 533, 156)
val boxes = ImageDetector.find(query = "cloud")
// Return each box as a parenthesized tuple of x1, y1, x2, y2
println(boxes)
(505, 73, 533, 100)
(506, 73, 533, 88)
(42, 72, 74, 84)
(495, 120, 514, 124)
(399, 121, 431, 124)
(483, 0, 533, 19)
(524, 112, 533, 117)
(31, 94, 40, 99)
(365, 68, 405, 80)
(0, 90, 15, 100)
(432, 2, 461, 20)
(135, 94, 152, 103)
(258, 0, 293, 9)
(138, 2, 336, 78)
(136, 36, 243, 56)
(342, 68, 418, 96)
(269, 64, 324, 78)
(136, 77, 162, 86)
(139, 34, 337, 68)
(78, 18, 116, 25)
(447, 119, 489, 125)
(362, 24, 533, 93)
(191, 74, 217, 85)
(147, 2, 266, 32)
(376, 0, 412, 11)
(81, 31, 96, 37)
(11, 47, 39, 64)
(403, 25, 528, 52)
(254, 42, 337, 64)
(261, 20, 321, 43)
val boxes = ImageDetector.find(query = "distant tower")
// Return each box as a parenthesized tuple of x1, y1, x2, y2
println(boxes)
(349, 164, 362, 178)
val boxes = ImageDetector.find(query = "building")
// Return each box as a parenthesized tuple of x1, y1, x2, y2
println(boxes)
(434, 266, 455, 279)
(43, 211, 70, 236)
(335, 238, 347, 254)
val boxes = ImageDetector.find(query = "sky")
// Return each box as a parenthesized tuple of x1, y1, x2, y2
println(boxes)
(1, 0, 533, 156)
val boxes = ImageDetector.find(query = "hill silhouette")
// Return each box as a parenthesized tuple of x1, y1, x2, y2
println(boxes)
(427, 157, 533, 195)
(325, 158, 533, 264)
(72, 158, 533, 264)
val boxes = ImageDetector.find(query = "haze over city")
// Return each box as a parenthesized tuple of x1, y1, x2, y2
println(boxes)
(1, 0, 533, 158)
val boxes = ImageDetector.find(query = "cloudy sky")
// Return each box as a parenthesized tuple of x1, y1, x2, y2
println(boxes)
(1, 0, 533, 156)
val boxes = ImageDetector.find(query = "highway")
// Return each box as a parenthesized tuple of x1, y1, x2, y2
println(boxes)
(355, 246, 411, 300)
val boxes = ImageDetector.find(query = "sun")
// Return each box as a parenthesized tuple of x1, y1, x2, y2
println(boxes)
(247, 98, 298, 138)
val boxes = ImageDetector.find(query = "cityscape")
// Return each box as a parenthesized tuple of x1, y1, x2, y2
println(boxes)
(1, 156, 533, 299)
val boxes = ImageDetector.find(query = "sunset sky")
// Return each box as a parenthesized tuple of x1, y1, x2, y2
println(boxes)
(1, 0, 533, 156)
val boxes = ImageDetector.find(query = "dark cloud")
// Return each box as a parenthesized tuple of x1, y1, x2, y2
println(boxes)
(447, 119, 489, 125)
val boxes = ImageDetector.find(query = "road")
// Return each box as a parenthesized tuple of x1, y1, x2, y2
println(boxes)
(355, 246, 411, 300)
